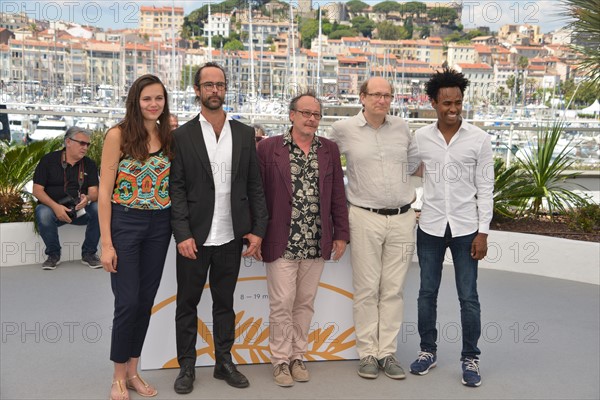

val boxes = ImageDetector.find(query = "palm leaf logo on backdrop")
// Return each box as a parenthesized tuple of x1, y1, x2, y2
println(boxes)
(163, 312, 355, 368)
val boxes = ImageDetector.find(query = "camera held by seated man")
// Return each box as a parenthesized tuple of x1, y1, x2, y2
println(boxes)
(32, 127, 102, 270)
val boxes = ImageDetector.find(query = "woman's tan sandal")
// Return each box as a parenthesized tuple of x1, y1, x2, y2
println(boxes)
(110, 380, 128, 400)
(126, 375, 158, 397)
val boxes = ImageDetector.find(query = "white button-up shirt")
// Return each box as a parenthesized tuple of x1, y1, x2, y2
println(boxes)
(199, 113, 234, 246)
(408, 119, 494, 237)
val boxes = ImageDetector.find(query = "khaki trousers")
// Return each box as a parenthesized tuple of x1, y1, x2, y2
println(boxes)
(266, 257, 325, 365)
(349, 205, 416, 359)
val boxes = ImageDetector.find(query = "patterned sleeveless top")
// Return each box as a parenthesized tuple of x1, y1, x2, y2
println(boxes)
(112, 150, 171, 209)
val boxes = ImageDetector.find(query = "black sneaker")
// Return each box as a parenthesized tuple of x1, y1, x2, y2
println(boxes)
(42, 255, 60, 270)
(82, 253, 102, 269)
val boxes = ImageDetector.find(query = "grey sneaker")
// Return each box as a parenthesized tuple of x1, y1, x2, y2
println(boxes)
(273, 363, 294, 387)
(82, 253, 102, 269)
(378, 355, 406, 379)
(42, 254, 60, 270)
(358, 355, 379, 379)
(290, 359, 310, 382)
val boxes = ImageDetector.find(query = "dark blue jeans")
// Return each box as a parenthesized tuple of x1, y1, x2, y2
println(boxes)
(416, 224, 481, 359)
(35, 202, 100, 257)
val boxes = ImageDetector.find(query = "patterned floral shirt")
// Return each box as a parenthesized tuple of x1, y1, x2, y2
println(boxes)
(283, 130, 322, 260)
(112, 150, 170, 210)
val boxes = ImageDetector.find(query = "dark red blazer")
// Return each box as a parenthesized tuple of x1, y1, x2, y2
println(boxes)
(256, 134, 350, 263)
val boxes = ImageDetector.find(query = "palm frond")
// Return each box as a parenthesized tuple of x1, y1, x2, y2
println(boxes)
(0, 139, 61, 196)
(560, 0, 600, 84)
(514, 121, 589, 216)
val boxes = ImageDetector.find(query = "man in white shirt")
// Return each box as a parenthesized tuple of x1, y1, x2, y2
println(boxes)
(407, 68, 494, 387)
(170, 62, 268, 393)
(330, 77, 416, 380)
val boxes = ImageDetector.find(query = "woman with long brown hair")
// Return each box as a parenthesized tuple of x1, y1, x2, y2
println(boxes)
(98, 74, 173, 400)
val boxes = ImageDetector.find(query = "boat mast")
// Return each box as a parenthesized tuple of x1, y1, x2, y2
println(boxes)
(289, 3, 297, 90)
(172, 1, 178, 111)
(208, 2, 213, 61)
(259, 26, 264, 98)
(316, 6, 322, 97)
(249, 0, 255, 99)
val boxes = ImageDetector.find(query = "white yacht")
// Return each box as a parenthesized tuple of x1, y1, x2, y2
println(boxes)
(30, 118, 68, 141)
(8, 114, 29, 143)
(75, 116, 105, 131)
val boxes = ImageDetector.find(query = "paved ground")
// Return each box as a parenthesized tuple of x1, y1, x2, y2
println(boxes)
(1, 261, 599, 400)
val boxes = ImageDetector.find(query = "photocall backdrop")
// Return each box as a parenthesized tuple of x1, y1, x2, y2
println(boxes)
(141, 239, 358, 370)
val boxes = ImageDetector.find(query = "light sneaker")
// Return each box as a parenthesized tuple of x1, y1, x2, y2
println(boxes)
(290, 359, 310, 382)
(273, 363, 294, 387)
(461, 357, 481, 387)
(410, 351, 437, 375)
(42, 254, 60, 270)
(357, 355, 379, 379)
(82, 253, 102, 269)
(378, 355, 406, 379)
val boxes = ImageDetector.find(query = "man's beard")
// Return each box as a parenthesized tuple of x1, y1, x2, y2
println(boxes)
(202, 94, 224, 110)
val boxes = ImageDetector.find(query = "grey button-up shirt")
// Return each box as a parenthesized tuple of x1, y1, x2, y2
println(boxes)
(330, 111, 415, 209)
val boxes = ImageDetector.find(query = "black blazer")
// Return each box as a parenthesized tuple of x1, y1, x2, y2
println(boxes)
(169, 115, 268, 245)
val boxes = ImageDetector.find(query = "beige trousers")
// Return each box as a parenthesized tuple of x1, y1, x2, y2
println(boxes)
(266, 257, 325, 365)
(349, 205, 416, 359)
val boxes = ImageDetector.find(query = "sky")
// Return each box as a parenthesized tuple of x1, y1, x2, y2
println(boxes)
(3, 1, 570, 34)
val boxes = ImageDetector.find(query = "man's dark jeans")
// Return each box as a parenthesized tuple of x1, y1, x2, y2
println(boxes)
(416, 224, 481, 359)
(35, 202, 100, 257)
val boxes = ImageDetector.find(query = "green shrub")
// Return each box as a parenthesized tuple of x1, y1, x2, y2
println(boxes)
(85, 129, 106, 170)
(567, 204, 600, 232)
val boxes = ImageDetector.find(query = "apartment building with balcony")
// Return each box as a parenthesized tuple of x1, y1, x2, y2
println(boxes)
(453, 63, 494, 103)
(204, 13, 231, 39)
(7, 39, 67, 88)
(139, 6, 184, 42)
(240, 19, 291, 52)
(447, 43, 476, 67)
(337, 55, 368, 95)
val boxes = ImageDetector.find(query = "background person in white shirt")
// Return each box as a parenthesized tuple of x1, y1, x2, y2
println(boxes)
(330, 77, 416, 381)
(407, 68, 494, 388)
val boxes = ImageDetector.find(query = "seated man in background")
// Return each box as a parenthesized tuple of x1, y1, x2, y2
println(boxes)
(253, 123, 266, 146)
(32, 127, 101, 270)
(169, 114, 179, 131)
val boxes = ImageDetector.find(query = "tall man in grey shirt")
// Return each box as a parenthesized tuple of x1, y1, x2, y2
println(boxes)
(330, 77, 416, 380)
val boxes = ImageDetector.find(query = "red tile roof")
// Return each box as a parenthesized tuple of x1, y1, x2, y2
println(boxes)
(140, 6, 183, 13)
(474, 44, 491, 53)
(456, 63, 493, 70)
(338, 56, 368, 63)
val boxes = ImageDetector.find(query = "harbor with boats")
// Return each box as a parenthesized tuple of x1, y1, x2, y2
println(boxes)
(1, 96, 598, 171)
(0, 1, 598, 169)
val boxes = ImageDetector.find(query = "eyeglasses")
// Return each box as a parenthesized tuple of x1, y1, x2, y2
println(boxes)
(199, 82, 226, 91)
(294, 110, 323, 120)
(366, 93, 393, 101)
(69, 138, 91, 147)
